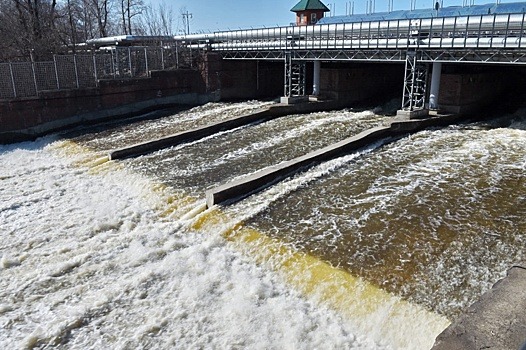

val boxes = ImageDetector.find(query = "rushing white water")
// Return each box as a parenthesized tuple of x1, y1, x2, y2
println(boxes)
(125, 108, 389, 196)
(5, 101, 523, 349)
(239, 110, 526, 319)
(69, 101, 276, 151)
(0, 138, 387, 349)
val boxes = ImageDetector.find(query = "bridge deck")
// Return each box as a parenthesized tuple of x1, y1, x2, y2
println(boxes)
(178, 12, 526, 64)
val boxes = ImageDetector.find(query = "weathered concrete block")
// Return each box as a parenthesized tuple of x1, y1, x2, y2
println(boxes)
(432, 263, 526, 350)
(280, 96, 309, 105)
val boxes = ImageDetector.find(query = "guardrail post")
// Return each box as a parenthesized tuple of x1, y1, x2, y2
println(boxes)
(31, 62, 38, 94)
(73, 55, 79, 88)
(161, 45, 165, 70)
(490, 14, 497, 48)
(9, 63, 16, 98)
(520, 13, 525, 48)
(53, 55, 60, 89)
(504, 13, 511, 48)
(144, 47, 149, 76)
(93, 54, 98, 86)
(111, 50, 116, 78)
(176, 45, 179, 69)
(128, 47, 132, 77)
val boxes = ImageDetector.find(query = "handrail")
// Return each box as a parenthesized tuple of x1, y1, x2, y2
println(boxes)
(178, 13, 526, 52)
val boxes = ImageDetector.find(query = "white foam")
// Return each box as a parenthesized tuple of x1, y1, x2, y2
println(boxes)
(233, 119, 526, 320)
(0, 139, 385, 349)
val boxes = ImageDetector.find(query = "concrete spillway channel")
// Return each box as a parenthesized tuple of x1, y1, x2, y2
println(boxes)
(107, 103, 462, 207)
(109, 101, 347, 160)
(206, 114, 462, 207)
(106, 107, 526, 348)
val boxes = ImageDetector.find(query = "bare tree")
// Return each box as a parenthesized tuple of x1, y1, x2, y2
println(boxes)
(64, 0, 78, 51)
(158, 1, 174, 35)
(89, 0, 110, 37)
(138, 1, 174, 36)
(119, 0, 143, 35)
(0, 0, 171, 61)
(7, 0, 61, 59)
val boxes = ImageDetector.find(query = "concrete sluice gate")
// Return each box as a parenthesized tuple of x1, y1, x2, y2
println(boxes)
(2, 100, 525, 349)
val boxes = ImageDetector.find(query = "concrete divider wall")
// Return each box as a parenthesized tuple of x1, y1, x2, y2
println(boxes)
(109, 100, 351, 160)
(205, 113, 464, 208)
(206, 125, 392, 207)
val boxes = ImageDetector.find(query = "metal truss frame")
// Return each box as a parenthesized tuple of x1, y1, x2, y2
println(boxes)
(221, 51, 284, 60)
(221, 49, 406, 62)
(220, 47, 526, 65)
(420, 49, 526, 65)
(291, 49, 405, 62)
(402, 50, 428, 111)
(284, 52, 306, 97)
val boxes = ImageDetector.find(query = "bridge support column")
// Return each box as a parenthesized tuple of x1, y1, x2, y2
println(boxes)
(429, 62, 442, 111)
(312, 60, 321, 96)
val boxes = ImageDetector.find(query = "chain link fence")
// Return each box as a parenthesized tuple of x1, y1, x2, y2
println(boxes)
(0, 46, 192, 100)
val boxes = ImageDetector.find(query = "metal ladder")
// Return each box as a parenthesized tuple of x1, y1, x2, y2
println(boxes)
(284, 52, 306, 98)
(402, 50, 428, 111)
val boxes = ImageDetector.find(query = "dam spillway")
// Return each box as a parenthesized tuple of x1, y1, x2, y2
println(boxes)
(1, 100, 525, 348)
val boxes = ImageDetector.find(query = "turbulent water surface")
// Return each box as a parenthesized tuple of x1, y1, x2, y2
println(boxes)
(1, 101, 525, 349)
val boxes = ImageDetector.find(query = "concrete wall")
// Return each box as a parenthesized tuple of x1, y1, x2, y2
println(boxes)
(432, 262, 526, 350)
(320, 62, 405, 104)
(0, 69, 213, 143)
(212, 57, 283, 100)
(437, 65, 526, 115)
(439, 71, 506, 114)
(3, 52, 526, 144)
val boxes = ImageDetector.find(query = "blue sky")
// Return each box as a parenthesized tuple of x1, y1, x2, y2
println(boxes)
(160, 0, 523, 33)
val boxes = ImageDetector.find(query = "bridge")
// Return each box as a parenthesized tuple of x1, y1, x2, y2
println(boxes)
(174, 3, 526, 116)
(3, 3, 526, 142)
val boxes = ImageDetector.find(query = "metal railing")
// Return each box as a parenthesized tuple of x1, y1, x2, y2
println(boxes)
(183, 13, 526, 54)
(0, 46, 189, 100)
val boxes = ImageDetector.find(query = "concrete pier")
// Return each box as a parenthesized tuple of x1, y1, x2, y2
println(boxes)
(429, 62, 442, 110)
(206, 113, 461, 207)
(313, 60, 321, 96)
(432, 261, 526, 350)
(206, 126, 391, 207)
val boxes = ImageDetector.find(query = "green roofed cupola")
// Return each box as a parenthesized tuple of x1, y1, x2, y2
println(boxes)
(291, 0, 330, 26)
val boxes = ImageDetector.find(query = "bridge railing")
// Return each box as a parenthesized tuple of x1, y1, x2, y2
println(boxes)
(192, 13, 526, 53)
(0, 46, 185, 100)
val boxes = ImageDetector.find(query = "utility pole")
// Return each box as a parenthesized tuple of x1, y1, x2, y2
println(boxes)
(182, 11, 193, 35)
